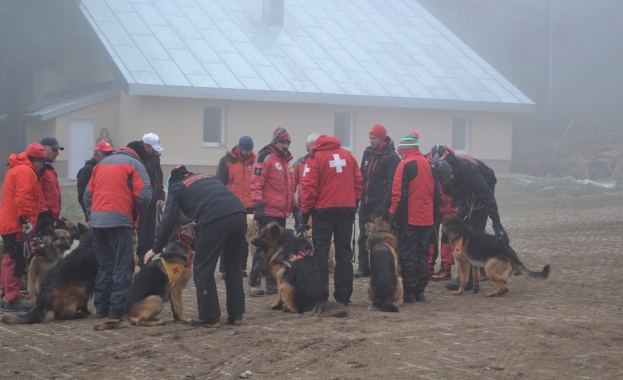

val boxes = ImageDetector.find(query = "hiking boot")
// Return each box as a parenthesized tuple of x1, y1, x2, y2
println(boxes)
(264, 285, 278, 295)
(431, 267, 451, 281)
(247, 285, 264, 297)
(415, 292, 426, 302)
(227, 314, 243, 325)
(353, 270, 370, 278)
(191, 317, 221, 328)
(445, 276, 473, 291)
(1, 299, 33, 311)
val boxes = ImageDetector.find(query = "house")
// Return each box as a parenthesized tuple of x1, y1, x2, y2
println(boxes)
(24, 0, 534, 180)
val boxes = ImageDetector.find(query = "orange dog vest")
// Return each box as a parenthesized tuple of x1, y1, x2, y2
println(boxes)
(160, 258, 185, 286)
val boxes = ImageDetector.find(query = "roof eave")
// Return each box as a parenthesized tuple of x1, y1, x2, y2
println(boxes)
(23, 88, 120, 122)
(128, 84, 536, 114)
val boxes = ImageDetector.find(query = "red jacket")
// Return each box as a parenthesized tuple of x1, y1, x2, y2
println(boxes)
(85, 148, 152, 228)
(39, 164, 62, 219)
(215, 146, 256, 209)
(250, 144, 296, 218)
(0, 152, 42, 235)
(390, 148, 435, 226)
(300, 135, 362, 213)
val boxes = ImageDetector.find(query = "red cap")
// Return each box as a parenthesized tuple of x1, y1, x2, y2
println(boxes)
(369, 124, 387, 140)
(26, 143, 48, 162)
(94, 141, 115, 152)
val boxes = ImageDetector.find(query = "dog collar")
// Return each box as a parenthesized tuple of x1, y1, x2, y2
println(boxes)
(280, 249, 313, 268)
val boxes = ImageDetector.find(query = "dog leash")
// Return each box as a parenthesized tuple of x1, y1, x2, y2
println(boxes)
(351, 220, 356, 263)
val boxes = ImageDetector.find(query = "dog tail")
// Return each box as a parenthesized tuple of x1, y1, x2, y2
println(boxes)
(0, 305, 47, 324)
(93, 320, 127, 331)
(306, 301, 348, 318)
(512, 260, 552, 281)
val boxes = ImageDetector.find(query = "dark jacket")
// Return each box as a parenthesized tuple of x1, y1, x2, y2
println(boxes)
(76, 157, 97, 219)
(442, 154, 501, 229)
(144, 153, 165, 205)
(360, 137, 401, 210)
(152, 174, 245, 253)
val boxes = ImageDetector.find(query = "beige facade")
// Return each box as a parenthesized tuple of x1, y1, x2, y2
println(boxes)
(27, 92, 512, 179)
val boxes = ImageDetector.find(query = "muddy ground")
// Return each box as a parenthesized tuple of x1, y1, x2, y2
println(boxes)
(1, 176, 622, 379)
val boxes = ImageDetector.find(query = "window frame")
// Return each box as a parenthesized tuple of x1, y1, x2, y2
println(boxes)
(333, 110, 353, 151)
(452, 116, 469, 155)
(202, 105, 225, 147)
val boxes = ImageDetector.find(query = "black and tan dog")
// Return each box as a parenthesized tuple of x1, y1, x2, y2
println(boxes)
(2, 231, 99, 324)
(364, 216, 403, 312)
(27, 229, 74, 301)
(251, 222, 347, 317)
(442, 214, 551, 297)
(55, 217, 89, 242)
(94, 222, 195, 330)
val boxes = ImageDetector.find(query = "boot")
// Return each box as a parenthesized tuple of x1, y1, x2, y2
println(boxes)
(431, 263, 452, 281)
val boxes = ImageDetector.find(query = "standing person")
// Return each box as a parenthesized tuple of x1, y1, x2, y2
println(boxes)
(248, 127, 298, 296)
(84, 141, 152, 320)
(77, 141, 115, 222)
(436, 152, 509, 291)
(389, 132, 438, 303)
(37, 136, 64, 237)
(0, 143, 47, 311)
(135, 133, 165, 268)
(426, 144, 457, 281)
(144, 166, 247, 327)
(293, 133, 321, 206)
(299, 134, 362, 305)
(354, 124, 401, 278)
(215, 135, 256, 277)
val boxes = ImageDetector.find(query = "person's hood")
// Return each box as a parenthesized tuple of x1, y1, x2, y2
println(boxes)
(229, 145, 256, 162)
(310, 135, 341, 152)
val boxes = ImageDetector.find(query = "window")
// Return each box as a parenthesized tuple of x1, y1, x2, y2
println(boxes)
(203, 105, 225, 147)
(334, 111, 353, 150)
(452, 116, 468, 154)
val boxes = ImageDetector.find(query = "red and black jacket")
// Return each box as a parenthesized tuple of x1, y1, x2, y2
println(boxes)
(359, 137, 401, 209)
(216, 145, 256, 209)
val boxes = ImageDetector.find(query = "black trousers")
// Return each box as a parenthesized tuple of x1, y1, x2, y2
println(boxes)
(219, 208, 253, 273)
(312, 217, 354, 304)
(397, 225, 434, 298)
(136, 202, 158, 267)
(193, 213, 246, 320)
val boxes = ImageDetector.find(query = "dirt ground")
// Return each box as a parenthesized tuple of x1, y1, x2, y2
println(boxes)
(1, 176, 622, 380)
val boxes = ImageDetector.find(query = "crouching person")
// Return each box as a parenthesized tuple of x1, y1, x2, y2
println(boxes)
(144, 166, 246, 327)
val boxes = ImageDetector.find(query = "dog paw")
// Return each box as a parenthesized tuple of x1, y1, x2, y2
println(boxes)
(270, 303, 283, 310)
(452, 291, 463, 295)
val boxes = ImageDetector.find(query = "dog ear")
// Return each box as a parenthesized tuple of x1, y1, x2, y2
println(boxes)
(269, 223, 281, 239)
(55, 218, 67, 230)
(78, 223, 90, 236)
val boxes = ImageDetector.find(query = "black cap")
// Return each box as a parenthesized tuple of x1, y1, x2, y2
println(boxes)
(40, 136, 64, 150)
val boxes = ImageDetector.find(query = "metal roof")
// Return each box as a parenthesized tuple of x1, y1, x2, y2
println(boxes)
(80, 0, 534, 113)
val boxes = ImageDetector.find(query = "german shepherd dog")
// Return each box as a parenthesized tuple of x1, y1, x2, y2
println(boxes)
(251, 222, 347, 317)
(27, 229, 74, 301)
(94, 219, 195, 330)
(442, 214, 551, 297)
(364, 216, 403, 312)
(2, 231, 99, 324)
(55, 217, 90, 242)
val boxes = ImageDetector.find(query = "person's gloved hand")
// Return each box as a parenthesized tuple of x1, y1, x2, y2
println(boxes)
(253, 203, 266, 226)
(292, 205, 302, 226)
(494, 225, 510, 245)
(389, 214, 397, 230)
(295, 223, 310, 234)
(19, 215, 33, 236)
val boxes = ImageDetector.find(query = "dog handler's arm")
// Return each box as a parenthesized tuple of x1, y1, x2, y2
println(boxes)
(150, 185, 182, 259)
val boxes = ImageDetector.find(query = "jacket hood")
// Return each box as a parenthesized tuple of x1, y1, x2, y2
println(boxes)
(260, 143, 293, 162)
(7, 152, 35, 169)
(84, 157, 98, 165)
(310, 135, 341, 152)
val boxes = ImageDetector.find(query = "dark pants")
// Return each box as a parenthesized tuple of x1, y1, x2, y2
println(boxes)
(357, 202, 380, 273)
(219, 208, 253, 273)
(93, 226, 135, 318)
(193, 213, 246, 321)
(248, 216, 282, 288)
(313, 217, 355, 304)
(136, 202, 158, 267)
(397, 225, 434, 299)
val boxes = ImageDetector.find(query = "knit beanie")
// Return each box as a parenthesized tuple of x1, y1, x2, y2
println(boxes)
(272, 127, 291, 144)
(369, 124, 387, 140)
(125, 141, 148, 163)
(397, 131, 420, 154)
(26, 143, 48, 162)
(238, 135, 254, 151)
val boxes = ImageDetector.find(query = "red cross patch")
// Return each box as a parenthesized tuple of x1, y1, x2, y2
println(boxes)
(172, 267, 180, 275)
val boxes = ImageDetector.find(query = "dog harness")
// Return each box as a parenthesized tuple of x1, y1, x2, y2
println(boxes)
(450, 236, 465, 259)
(280, 249, 313, 269)
(159, 258, 185, 286)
